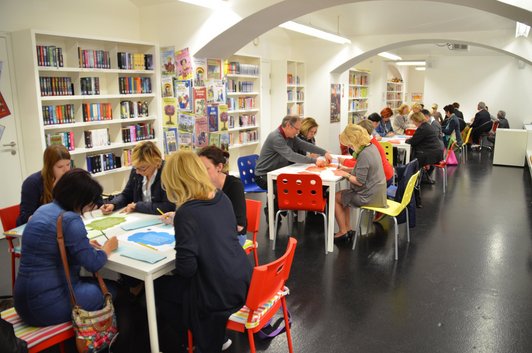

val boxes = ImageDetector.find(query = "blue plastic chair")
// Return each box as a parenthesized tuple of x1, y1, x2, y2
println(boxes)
(237, 154, 266, 193)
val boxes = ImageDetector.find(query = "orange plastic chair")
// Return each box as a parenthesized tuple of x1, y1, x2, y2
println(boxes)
(275, 173, 327, 253)
(188, 237, 297, 353)
(432, 141, 457, 193)
(243, 199, 261, 266)
(0, 204, 21, 290)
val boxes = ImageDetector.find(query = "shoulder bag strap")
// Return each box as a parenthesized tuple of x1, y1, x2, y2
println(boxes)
(56, 213, 78, 307)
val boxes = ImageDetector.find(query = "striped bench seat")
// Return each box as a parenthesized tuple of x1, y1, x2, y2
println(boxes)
(1, 307, 74, 352)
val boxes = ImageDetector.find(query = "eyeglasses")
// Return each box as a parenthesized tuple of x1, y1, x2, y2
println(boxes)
(135, 165, 151, 172)
(290, 123, 301, 132)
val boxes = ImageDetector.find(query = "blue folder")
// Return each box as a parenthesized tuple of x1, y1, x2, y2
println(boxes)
(119, 247, 167, 264)
(120, 218, 163, 231)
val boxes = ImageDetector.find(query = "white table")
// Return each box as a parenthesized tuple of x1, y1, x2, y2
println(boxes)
(267, 163, 342, 253)
(6, 211, 175, 353)
(381, 135, 411, 163)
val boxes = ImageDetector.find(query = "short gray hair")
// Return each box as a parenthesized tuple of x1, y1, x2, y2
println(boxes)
(281, 115, 301, 128)
(497, 110, 506, 119)
(478, 101, 486, 110)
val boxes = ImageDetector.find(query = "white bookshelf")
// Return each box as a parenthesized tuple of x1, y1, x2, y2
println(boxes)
(286, 61, 305, 117)
(348, 69, 369, 124)
(11, 29, 161, 192)
(386, 81, 403, 113)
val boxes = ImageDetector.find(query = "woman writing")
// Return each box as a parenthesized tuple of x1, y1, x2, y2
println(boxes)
(17, 145, 71, 225)
(100, 141, 174, 215)
(333, 125, 387, 241)
(156, 151, 252, 353)
(296, 117, 319, 156)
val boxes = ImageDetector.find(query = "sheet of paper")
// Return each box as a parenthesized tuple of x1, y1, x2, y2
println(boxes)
(119, 246, 167, 264)
(120, 218, 163, 231)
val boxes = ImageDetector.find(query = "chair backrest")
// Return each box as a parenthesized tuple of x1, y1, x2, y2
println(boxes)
(405, 128, 416, 136)
(379, 141, 394, 166)
(237, 154, 260, 188)
(463, 127, 472, 145)
(0, 204, 20, 232)
(245, 237, 297, 311)
(492, 120, 499, 133)
(245, 199, 261, 238)
(399, 171, 420, 210)
(276, 173, 324, 212)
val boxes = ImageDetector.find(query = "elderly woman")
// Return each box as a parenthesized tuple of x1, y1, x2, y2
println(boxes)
(100, 141, 174, 214)
(333, 125, 387, 241)
(297, 116, 319, 156)
(156, 151, 252, 353)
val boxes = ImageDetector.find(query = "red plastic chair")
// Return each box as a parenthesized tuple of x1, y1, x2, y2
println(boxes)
(0, 204, 21, 290)
(405, 128, 416, 136)
(275, 173, 327, 253)
(188, 237, 297, 353)
(243, 199, 262, 266)
(432, 141, 457, 193)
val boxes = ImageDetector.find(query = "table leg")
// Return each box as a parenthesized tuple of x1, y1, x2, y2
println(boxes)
(326, 182, 336, 253)
(405, 146, 411, 163)
(267, 174, 275, 243)
(145, 273, 161, 353)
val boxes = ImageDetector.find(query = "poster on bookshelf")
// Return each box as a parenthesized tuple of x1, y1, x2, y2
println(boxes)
(330, 84, 341, 123)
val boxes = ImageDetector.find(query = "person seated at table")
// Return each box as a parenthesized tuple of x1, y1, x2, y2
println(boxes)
(442, 104, 463, 147)
(393, 103, 411, 135)
(156, 151, 252, 353)
(296, 116, 319, 156)
(339, 120, 394, 186)
(16, 145, 71, 226)
(333, 125, 387, 242)
(160, 145, 248, 246)
(470, 101, 492, 145)
(376, 107, 395, 137)
(100, 141, 174, 215)
(422, 108, 443, 141)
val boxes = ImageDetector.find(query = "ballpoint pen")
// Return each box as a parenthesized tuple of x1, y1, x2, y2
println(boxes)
(138, 242, 158, 251)
(100, 230, 109, 240)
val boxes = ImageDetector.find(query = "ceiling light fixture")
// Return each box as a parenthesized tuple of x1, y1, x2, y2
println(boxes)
(515, 22, 530, 38)
(396, 61, 426, 66)
(178, 0, 229, 9)
(378, 52, 402, 61)
(279, 21, 351, 44)
(415, 67, 426, 71)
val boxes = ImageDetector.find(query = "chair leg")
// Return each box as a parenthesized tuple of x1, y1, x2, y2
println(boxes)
(187, 330, 194, 353)
(352, 209, 364, 251)
(320, 212, 328, 254)
(11, 253, 16, 290)
(406, 208, 410, 242)
(59, 342, 66, 353)
(273, 210, 282, 250)
(253, 248, 259, 267)
(248, 328, 257, 353)
(443, 167, 447, 193)
(393, 217, 399, 260)
(281, 298, 294, 353)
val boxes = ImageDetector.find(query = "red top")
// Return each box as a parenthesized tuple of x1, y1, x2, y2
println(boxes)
(341, 137, 394, 181)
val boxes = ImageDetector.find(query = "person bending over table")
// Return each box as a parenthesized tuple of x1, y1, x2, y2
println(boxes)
(376, 107, 396, 137)
(13, 169, 135, 353)
(296, 116, 319, 156)
(160, 145, 248, 246)
(333, 124, 387, 242)
(17, 145, 71, 226)
(100, 141, 174, 215)
(156, 151, 252, 353)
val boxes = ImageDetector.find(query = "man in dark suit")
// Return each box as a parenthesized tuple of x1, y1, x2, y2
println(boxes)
(470, 101, 492, 144)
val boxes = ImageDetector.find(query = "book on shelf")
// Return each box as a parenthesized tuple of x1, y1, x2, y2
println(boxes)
(207, 59, 221, 80)
(39, 77, 73, 96)
(178, 113, 194, 134)
(118, 77, 152, 94)
(82, 103, 112, 122)
(86, 153, 122, 174)
(84, 128, 110, 148)
(207, 104, 218, 132)
(220, 132, 230, 152)
(161, 76, 174, 98)
(78, 47, 110, 69)
(36, 45, 63, 67)
(164, 127, 178, 154)
(174, 80, 192, 111)
(194, 115, 209, 148)
(175, 48, 193, 81)
(178, 132, 193, 150)
(42, 104, 75, 125)
(80, 77, 100, 95)
(206, 79, 225, 104)
(162, 97, 178, 126)
(160, 46, 176, 76)
(218, 104, 229, 131)
(225, 62, 259, 76)
(238, 114, 256, 127)
(193, 87, 207, 116)
(122, 123, 153, 143)
(120, 100, 149, 119)
(209, 132, 221, 148)
(193, 58, 207, 87)
(46, 131, 75, 151)
(117, 52, 154, 70)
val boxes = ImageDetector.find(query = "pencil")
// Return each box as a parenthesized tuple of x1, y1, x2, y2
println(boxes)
(100, 230, 109, 240)
(138, 242, 158, 251)
(157, 208, 168, 219)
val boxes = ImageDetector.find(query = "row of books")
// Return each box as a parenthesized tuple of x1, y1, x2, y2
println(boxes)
(117, 52, 154, 71)
(226, 80, 255, 93)
(86, 153, 122, 174)
(46, 131, 75, 151)
(349, 86, 368, 98)
(287, 74, 301, 85)
(80, 77, 100, 95)
(227, 96, 256, 111)
(121, 149, 133, 167)
(288, 103, 304, 116)
(120, 100, 149, 119)
(386, 92, 402, 100)
(78, 48, 111, 69)
(42, 104, 74, 125)
(349, 74, 369, 86)
(349, 100, 368, 111)
(225, 62, 259, 76)
(82, 103, 113, 122)
(118, 77, 152, 94)
(39, 76, 74, 96)
(121, 123, 154, 143)
(287, 90, 304, 101)
(236, 130, 259, 144)
(84, 128, 110, 148)
(36, 45, 64, 67)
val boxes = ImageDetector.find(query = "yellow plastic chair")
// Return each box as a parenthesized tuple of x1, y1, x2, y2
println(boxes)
(352, 171, 420, 260)
(379, 141, 395, 183)
(461, 127, 472, 162)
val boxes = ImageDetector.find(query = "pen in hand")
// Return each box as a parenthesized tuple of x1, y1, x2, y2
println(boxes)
(157, 208, 168, 219)
(100, 230, 109, 240)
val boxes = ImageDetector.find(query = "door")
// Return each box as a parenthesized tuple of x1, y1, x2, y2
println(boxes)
(0, 33, 24, 229)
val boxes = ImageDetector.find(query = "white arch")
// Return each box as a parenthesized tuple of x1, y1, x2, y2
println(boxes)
(194, 0, 531, 59)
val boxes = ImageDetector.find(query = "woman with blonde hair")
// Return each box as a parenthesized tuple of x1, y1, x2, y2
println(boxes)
(392, 103, 411, 135)
(156, 151, 252, 353)
(17, 144, 71, 225)
(100, 141, 174, 214)
(333, 125, 387, 241)
(297, 117, 319, 156)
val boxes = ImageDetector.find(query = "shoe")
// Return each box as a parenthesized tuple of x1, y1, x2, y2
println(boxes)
(373, 212, 385, 222)
(334, 230, 353, 243)
(421, 178, 435, 185)
(222, 338, 232, 351)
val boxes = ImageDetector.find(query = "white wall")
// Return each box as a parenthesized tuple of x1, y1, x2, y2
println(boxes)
(424, 55, 532, 125)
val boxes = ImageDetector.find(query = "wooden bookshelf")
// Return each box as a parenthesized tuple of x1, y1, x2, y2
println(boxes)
(348, 69, 369, 124)
(11, 29, 160, 192)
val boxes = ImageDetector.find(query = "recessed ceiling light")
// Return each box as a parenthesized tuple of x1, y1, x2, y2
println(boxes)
(378, 52, 402, 61)
(279, 21, 351, 44)
(396, 61, 426, 66)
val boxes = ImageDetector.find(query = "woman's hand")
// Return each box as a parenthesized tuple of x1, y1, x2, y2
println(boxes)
(102, 236, 118, 256)
(386, 131, 395, 137)
(315, 157, 327, 167)
(160, 211, 175, 225)
(121, 202, 136, 214)
(90, 239, 102, 250)
(100, 204, 115, 215)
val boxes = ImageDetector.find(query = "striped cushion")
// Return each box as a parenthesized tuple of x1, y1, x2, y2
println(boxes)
(243, 239, 257, 251)
(228, 286, 289, 329)
(1, 307, 73, 348)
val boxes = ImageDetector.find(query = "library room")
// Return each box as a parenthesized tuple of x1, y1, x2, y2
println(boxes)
(0, 1, 531, 353)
